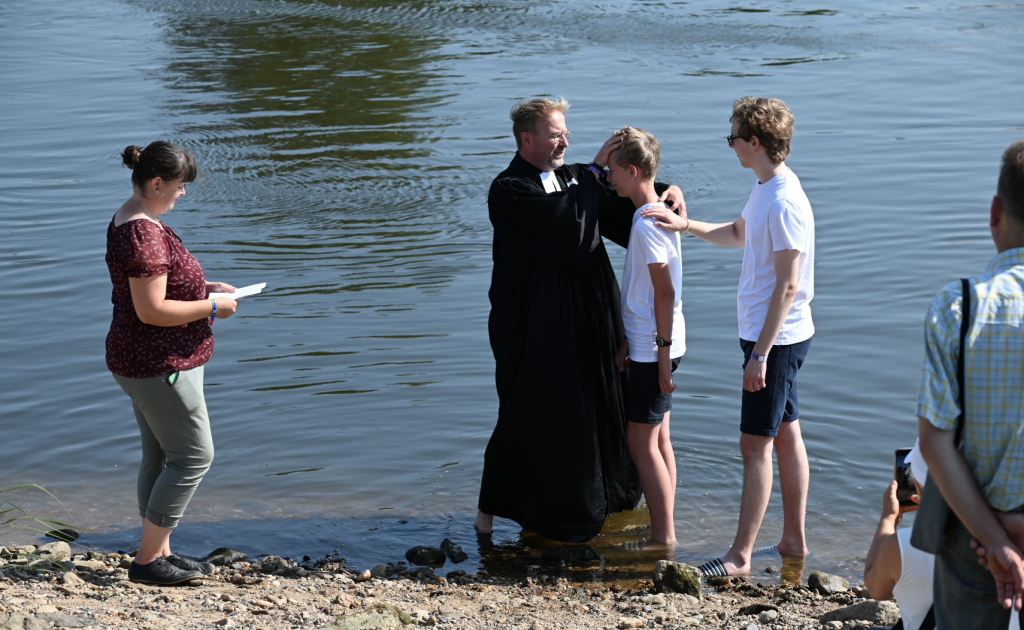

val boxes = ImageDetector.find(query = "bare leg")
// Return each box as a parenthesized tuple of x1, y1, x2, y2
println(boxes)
(658, 411, 677, 497)
(136, 518, 173, 565)
(473, 511, 493, 534)
(720, 433, 775, 574)
(774, 420, 809, 556)
(627, 420, 676, 545)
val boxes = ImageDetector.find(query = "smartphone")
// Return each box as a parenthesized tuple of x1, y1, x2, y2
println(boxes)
(894, 447, 916, 507)
(166, 371, 180, 386)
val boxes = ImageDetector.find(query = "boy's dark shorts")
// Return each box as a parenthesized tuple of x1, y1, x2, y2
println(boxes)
(740, 337, 812, 437)
(628, 357, 681, 424)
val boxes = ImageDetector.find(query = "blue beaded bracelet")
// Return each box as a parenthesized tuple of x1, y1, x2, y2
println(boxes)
(209, 299, 217, 325)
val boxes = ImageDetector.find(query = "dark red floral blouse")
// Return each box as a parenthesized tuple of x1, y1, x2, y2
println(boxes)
(105, 218, 213, 378)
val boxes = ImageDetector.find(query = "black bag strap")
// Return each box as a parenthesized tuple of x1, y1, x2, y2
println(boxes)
(954, 278, 971, 447)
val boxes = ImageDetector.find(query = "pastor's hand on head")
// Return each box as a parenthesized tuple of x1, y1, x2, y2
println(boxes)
(592, 132, 624, 168)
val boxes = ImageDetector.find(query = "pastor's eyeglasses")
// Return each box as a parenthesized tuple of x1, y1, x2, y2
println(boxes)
(549, 131, 572, 142)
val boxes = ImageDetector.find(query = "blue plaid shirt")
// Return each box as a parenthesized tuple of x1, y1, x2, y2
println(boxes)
(917, 247, 1024, 511)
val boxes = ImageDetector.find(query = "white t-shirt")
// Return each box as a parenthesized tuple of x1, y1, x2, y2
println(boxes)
(621, 203, 686, 363)
(893, 528, 934, 630)
(737, 170, 815, 345)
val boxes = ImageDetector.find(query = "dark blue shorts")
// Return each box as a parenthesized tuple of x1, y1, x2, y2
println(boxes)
(628, 357, 681, 424)
(739, 337, 812, 437)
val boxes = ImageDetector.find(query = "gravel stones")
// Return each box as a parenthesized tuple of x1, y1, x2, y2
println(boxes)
(204, 548, 249, 566)
(808, 571, 850, 595)
(332, 602, 412, 628)
(405, 546, 446, 566)
(440, 539, 468, 564)
(818, 600, 900, 626)
(34, 613, 94, 628)
(33, 542, 70, 563)
(369, 564, 388, 579)
(653, 560, 701, 598)
(617, 618, 644, 629)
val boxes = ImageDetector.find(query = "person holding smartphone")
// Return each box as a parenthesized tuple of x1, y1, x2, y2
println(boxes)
(106, 141, 237, 585)
(864, 441, 934, 630)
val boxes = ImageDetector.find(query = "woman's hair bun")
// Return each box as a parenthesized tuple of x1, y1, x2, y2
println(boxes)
(121, 145, 143, 169)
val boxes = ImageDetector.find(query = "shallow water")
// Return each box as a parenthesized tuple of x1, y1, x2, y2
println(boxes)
(1, 0, 1023, 583)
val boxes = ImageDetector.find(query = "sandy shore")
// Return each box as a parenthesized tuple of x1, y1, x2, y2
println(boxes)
(0, 544, 900, 630)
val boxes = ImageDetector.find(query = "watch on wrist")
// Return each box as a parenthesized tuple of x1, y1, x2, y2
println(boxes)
(655, 337, 672, 348)
(750, 350, 768, 362)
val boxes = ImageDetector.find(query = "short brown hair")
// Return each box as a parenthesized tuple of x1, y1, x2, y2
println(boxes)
(611, 127, 660, 181)
(510, 98, 570, 149)
(731, 97, 795, 165)
(998, 140, 1024, 226)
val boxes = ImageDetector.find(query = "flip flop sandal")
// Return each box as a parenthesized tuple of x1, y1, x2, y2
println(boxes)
(696, 558, 729, 578)
(754, 545, 778, 554)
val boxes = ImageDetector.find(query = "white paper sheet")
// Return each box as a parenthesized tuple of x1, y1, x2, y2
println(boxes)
(210, 282, 266, 300)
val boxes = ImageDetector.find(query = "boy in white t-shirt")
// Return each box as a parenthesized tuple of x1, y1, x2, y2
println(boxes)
(643, 97, 815, 575)
(600, 127, 685, 546)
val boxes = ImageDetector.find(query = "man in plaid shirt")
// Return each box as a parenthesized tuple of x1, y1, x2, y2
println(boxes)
(918, 140, 1024, 627)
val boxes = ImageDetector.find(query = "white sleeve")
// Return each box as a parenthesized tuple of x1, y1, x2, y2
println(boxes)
(769, 200, 809, 252)
(634, 220, 672, 265)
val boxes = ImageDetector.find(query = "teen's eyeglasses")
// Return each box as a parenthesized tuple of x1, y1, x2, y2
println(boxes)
(726, 134, 752, 147)
(548, 131, 572, 142)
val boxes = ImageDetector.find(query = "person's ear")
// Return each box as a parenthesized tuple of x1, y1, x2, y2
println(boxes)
(991, 195, 1003, 229)
(521, 132, 532, 150)
(750, 135, 761, 151)
(628, 164, 639, 179)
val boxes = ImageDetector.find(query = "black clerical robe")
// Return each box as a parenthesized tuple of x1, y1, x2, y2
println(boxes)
(479, 153, 650, 543)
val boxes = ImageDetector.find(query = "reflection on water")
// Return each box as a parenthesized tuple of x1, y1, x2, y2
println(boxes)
(1, 0, 1023, 585)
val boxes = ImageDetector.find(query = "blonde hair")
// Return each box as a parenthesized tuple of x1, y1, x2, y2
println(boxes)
(731, 96, 795, 165)
(998, 140, 1024, 226)
(611, 127, 660, 181)
(510, 98, 570, 149)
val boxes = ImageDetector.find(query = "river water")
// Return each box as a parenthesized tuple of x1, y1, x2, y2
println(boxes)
(2, 0, 1023, 584)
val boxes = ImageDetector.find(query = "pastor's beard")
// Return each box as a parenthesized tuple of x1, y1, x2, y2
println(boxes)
(547, 153, 565, 169)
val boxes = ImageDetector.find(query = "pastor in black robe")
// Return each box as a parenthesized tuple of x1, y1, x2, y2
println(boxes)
(480, 152, 664, 543)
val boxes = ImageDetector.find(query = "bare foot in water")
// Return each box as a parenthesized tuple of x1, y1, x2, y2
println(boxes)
(473, 511, 493, 534)
(775, 538, 809, 557)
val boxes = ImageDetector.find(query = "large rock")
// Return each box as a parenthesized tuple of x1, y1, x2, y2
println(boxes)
(738, 603, 778, 616)
(260, 556, 290, 573)
(43, 528, 79, 543)
(405, 546, 445, 566)
(0, 612, 46, 630)
(35, 613, 95, 628)
(540, 545, 601, 564)
(34, 542, 71, 563)
(204, 548, 248, 566)
(653, 560, 701, 598)
(819, 600, 900, 627)
(331, 602, 412, 628)
(808, 571, 850, 595)
(440, 539, 468, 564)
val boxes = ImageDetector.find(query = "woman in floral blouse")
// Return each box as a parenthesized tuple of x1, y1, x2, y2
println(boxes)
(106, 141, 237, 585)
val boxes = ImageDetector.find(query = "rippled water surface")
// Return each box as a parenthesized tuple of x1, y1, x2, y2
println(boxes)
(2, 0, 1023, 583)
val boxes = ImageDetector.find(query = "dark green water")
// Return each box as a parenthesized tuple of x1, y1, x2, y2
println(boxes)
(1, 0, 1022, 582)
